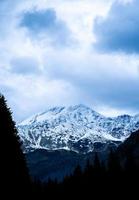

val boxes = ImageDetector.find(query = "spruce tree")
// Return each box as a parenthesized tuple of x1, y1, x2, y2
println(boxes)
(93, 153, 101, 173)
(107, 149, 121, 173)
(0, 94, 30, 195)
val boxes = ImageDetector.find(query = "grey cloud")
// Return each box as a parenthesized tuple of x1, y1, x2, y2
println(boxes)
(20, 8, 73, 47)
(68, 76, 139, 113)
(94, 0, 139, 53)
(44, 54, 139, 113)
(78, 77, 139, 112)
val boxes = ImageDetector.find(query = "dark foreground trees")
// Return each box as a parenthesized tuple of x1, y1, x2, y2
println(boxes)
(0, 95, 30, 197)
(43, 147, 139, 198)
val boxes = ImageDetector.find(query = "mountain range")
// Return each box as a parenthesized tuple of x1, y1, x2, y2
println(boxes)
(18, 104, 139, 153)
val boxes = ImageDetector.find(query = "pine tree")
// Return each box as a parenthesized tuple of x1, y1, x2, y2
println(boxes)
(73, 164, 82, 178)
(84, 159, 93, 180)
(0, 94, 30, 195)
(125, 152, 136, 172)
(93, 153, 101, 173)
(107, 149, 121, 174)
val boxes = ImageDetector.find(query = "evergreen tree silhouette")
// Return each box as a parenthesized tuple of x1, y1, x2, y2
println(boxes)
(93, 153, 101, 173)
(125, 152, 135, 172)
(84, 159, 93, 180)
(107, 149, 123, 193)
(124, 151, 137, 188)
(107, 149, 121, 174)
(73, 164, 82, 177)
(0, 95, 30, 196)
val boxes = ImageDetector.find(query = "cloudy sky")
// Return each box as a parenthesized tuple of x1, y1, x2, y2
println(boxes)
(0, 0, 139, 121)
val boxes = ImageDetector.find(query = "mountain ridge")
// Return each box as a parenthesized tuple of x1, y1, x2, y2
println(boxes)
(18, 104, 139, 153)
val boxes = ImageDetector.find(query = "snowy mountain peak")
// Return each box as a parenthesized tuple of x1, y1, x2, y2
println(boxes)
(19, 106, 65, 126)
(19, 105, 98, 126)
(47, 106, 65, 114)
(18, 105, 139, 153)
(67, 104, 91, 112)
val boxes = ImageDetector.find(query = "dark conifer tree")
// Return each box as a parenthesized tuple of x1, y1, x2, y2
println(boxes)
(84, 159, 93, 180)
(107, 149, 121, 174)
(73, 164, 82, 179)
(0, 94, 30, 196)
(107, 149, 123, 193)
(125, 152, 135, 172)
(93, 153, 101, 173)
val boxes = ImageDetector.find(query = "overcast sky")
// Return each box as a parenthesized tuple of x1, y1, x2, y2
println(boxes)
(0, 0, 139, 121)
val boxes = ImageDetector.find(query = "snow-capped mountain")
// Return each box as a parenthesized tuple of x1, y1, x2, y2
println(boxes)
(18, 105, 139, 153)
